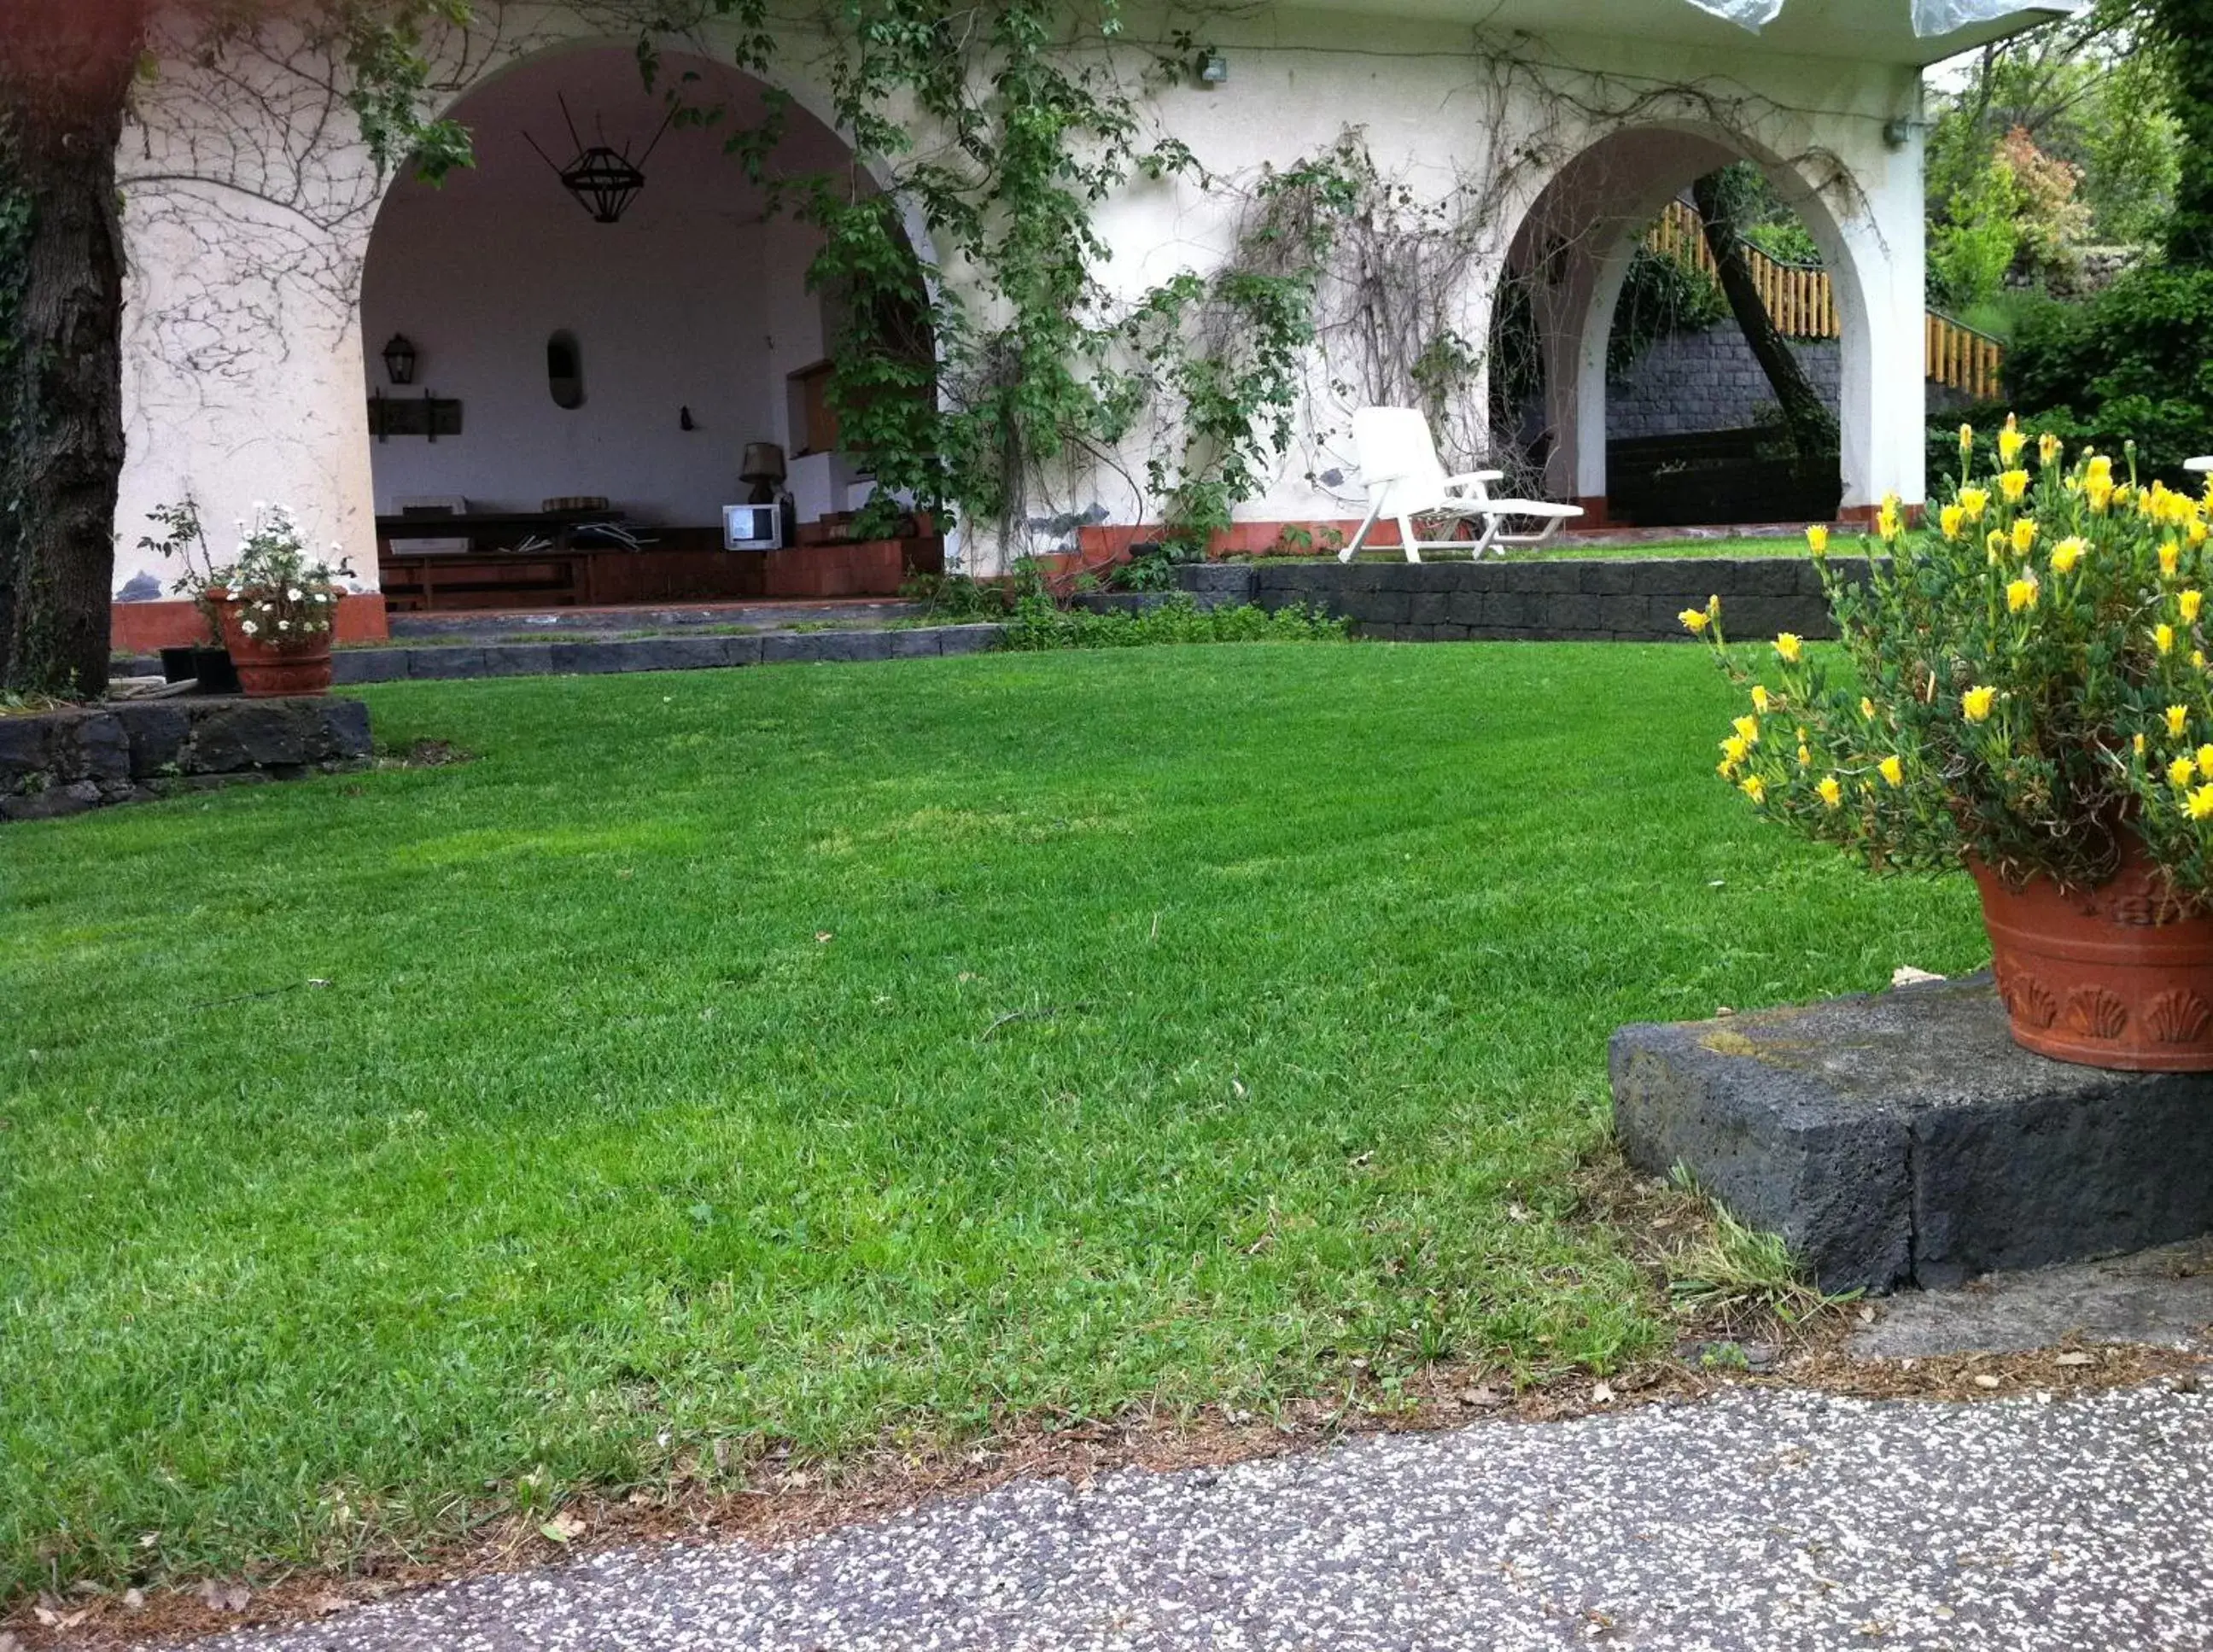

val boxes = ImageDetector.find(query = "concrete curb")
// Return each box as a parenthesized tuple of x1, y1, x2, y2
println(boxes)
(325, 623, 1009, 685)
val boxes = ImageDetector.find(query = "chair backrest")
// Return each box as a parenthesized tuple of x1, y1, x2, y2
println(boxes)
(1351, 407, 1447, 508)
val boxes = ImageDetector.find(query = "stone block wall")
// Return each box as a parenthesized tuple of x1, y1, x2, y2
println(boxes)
(1, 698, 372, 822)
(1609, 328, 1842, 441)
(1177, 557, 1861, 645)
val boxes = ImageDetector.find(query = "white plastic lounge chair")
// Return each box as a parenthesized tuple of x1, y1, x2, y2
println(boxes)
(2187, 457, 2212, 475)
(1339, 406, 1583, 563)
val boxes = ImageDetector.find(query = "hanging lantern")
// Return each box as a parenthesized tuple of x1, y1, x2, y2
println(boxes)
(558, 147, 648, 225)
(381, 334, 418, 386)
(526, 95, 673, 227)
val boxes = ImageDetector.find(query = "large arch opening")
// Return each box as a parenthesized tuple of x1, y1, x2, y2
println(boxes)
(359, 44, 939, 611)
(1490, 125, 1876, 529)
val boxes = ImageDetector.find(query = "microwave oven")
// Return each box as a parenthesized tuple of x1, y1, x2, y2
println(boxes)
(722, 503, 783, 551)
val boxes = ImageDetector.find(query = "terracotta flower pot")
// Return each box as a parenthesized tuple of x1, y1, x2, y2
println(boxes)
(214, 601, 333, 698)
(1971, 843, 2213, 1070)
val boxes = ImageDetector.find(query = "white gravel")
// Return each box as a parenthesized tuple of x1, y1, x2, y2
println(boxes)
(201, 1383, 2213, 1651)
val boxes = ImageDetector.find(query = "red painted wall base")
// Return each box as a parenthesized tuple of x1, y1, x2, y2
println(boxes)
(111, 593, 391, 655)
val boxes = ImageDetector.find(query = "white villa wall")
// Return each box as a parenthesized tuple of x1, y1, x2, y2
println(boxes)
(114, 0, 1965, 590)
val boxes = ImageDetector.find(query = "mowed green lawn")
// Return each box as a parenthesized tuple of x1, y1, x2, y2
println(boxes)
(0, 643, 1986, 1594)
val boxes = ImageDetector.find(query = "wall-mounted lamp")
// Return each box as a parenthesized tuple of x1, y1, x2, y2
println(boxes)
(1195, 50, 1229, 85)
(1882, 117, 1918, 152)
(381, 334, 418, 386)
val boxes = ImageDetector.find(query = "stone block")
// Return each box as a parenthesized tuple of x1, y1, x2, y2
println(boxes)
(113, 703, 191, 774)
(762, 629, 896, 666)
(1595, 593, 1657, 635)
(1445, 591, 1487, 626)
(1355, 591, 1414, 626)
(935, 624, 1006, 657)
(551, 642, 625, 675)
(182, 703, 307, 772)
(412, 647, 490, 679)
(890, 628, 943, 657)
(316, 698, 373, 761)
(1177, 563, 1258, 607)
(334, 651, 408, 685)
(722, 633, 765, 667)
(1611, 975, 2213, 1293)
(480, 644, 556, 678)
(1578, 563, 1643, 595)
(1409, 592, 1453, 625)
(0, 715, 54, 793)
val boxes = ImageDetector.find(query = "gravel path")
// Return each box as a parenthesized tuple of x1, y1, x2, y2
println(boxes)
(205, 1384, 2213, 1652)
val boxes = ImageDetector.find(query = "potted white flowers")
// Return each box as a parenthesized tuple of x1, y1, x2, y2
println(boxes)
(169, 503, 352, 698)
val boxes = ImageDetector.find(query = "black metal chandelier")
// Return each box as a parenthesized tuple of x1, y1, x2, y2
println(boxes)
(525, 95, 673, 225)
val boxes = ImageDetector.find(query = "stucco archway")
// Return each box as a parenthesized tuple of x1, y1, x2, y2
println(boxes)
(1496, 121, 1891, 524)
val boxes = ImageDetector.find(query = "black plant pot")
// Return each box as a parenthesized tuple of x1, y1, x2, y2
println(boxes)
(159, 645, 239, 695)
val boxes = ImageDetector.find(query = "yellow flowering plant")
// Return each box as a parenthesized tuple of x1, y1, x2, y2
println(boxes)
(1692, 416, 2213, 891)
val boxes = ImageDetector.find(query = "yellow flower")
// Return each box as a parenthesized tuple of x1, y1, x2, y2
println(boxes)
(2050, 536, 2086, 574)
(1961, 685, 1995, 723)
(2136, 732, 2149, 756)
(1878, 755, 1904, 788)
(2198, 651, 2209, 670)
(1721, 733, 1750, 765)
(1998, 422, 2026, 465)
(2157, 623, 2178, 656)
(1817, 775, 1842, 808)
(2038, 431, 2063, 467)
(1939, 504, 1967, 540)
(2006, 575, 2039, 613)
(1796, 743, 1812, 768)
(1959, 486, 1990, 521)
(1877, 495, 1903, 541)
(2011, 517, 2038, 555)
(2185, 589, 2205, 624)
(1805, 524, 1830, 556)
(2193, 521, 2210, 549)
(2162, 540, 2182, 579)
(2167, 703, 2190, 737)
(1774, 633, 1803, 664)
(1751, 685, 1771, 713)
(2189, 784, 2213, 822)
(1860, 696, 1877, 721)
(1741, 774, 1767, 804)
(2087, 453, 2114, 487)
(1733, 715, 1760, 746)
(2170, 756, 2197, 789)
(2087, 476, 2116, 514)
(2196, 744, 2213, 773)
(1679, 607, 1712, 634)
(1959, 423, 1977, 455)
(1999, 469, 2031, 503)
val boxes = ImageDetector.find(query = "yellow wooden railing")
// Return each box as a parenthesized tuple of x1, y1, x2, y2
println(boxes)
(1646, 197, 2003, 399)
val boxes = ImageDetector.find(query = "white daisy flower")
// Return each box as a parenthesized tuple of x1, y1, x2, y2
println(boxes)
(239, 620, 259, 635)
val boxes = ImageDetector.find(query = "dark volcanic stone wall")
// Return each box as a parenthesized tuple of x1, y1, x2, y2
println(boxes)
(1, 698, 372, 822)
(1177, 557, 1863, 645)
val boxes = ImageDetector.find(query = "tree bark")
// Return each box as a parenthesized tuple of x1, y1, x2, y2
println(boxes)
(1690, 171, 1839, 468)
(0, 0, 146, 698)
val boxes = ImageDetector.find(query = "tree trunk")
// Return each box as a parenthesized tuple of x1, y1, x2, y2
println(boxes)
(1690, 172, 1838, 469)
(0, 1, 144, 698)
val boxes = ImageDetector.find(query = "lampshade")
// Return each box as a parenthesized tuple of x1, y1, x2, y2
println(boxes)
(740, 441, 788, 484)
(382, 334, 418, 386)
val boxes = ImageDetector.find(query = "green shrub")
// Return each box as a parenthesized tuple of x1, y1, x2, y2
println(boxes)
(1996, 266, 2213, 479)
(1001, 594, 1352, 651)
